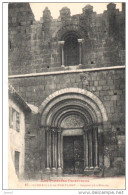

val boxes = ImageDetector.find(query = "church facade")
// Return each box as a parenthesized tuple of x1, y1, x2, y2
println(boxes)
(8, 3, 125, 179)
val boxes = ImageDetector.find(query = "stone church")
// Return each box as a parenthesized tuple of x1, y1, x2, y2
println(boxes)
(8, 3, 125, 179)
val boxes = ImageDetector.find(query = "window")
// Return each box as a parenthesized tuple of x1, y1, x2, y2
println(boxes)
(16, 111, 20, 132)
(64, 35, 79, 66)
(9, 107, 20, 132)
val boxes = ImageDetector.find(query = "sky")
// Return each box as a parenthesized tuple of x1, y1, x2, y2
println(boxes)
(30, 3, 122, 21)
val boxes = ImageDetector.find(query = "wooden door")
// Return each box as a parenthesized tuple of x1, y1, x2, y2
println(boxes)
(63, 136, 84, 174)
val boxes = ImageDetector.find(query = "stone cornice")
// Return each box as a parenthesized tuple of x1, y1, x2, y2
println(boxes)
(8, 65, 125, 79)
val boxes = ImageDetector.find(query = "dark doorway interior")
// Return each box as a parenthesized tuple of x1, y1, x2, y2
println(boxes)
(63, 135, 84, 174)
(15, 151, 20, 177)
(64, 35, 79, 66)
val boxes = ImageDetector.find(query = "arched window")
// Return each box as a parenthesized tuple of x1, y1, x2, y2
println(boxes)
(64, 34, 79, 66)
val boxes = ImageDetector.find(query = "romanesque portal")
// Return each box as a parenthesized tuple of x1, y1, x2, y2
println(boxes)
(39, 88, 108, 175)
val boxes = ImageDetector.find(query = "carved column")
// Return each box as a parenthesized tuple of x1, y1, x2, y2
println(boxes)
(51, 128, 56, 171)
(57, 128, 62, 173)
(54, 129, 57, 169)
(78, 39, 83, 65)
(45, 127, 50, 172)
(94, 126, 99, 169)
(89, 127, 94, 169)
(58, 41, 65, 67)
(84, 130, 89, 171)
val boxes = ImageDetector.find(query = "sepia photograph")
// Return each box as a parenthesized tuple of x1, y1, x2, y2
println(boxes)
(6, 1, 126, 190)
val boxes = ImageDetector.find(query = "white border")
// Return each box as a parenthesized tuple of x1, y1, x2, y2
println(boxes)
(1, 1, 127, 195)
(2, 2, 8, 191)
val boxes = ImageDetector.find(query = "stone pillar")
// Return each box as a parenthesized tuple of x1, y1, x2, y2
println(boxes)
(51, 129, 56, 172)
(45, 127, 50, 172)
(89, 128, 94, 169)
(57, 128, 62, 173)
(54, 129, 57, 169)
(58, 41, 65, 67)
(39, 127, 47, 175)
(84, 130, 89, 171)
(78, 39, 83, 65)
(94, 126, 99, 169)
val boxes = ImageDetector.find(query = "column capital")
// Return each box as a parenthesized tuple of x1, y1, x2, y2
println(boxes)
(83, 128, 89, 134)
(78, 38, 84, 43)
(83, 124, 92, 132)
(45, 126, 51, 132)
(51, 127, 57, 133)
(57, 128, 62, 133)
(58, 41, 65, 45)
(93, 122, 103, 129)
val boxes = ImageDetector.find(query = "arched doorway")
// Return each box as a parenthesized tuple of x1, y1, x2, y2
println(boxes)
(64, 34, 79, 66)
(60, 113, 90, 174)
(39, 88, 108, 176)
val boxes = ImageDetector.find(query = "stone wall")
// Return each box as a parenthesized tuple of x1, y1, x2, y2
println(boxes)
(8, 3, 35, 75)
(9, 68, 125, 178)
(9, 69, 125, 113)
(8, 2, 125, 179)
(8, 3, 125, 75)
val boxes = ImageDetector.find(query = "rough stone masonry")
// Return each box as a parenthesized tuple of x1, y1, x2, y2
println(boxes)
(8, 3, 125, 179)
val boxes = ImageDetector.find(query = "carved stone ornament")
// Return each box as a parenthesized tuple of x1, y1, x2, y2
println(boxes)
(82, 4, 93, 14)
(61, 115, 85, 128)
(60, 7, 71, 21)
(43, 7, 52, 22)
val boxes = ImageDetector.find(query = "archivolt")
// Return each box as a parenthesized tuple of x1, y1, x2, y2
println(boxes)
(39, 88, 108, 127)
(53, 24, 88, 40)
